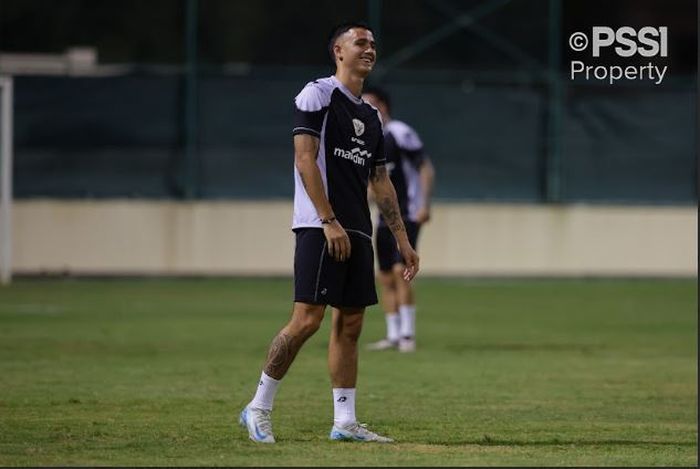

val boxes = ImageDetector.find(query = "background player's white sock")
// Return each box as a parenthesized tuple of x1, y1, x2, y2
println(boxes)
(386, 313, 400, 342)
(333, 388, 357, 427)
(399, 304, 416, 338)
(249, 371, 280, 411)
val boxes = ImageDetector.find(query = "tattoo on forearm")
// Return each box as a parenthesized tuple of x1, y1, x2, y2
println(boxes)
(378, 196, 405, 234)
(264, 332, 301, 380)
(372, 166, 405, 234)
(371, 165, 387, 183)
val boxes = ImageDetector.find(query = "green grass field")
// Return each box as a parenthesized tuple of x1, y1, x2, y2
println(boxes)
(0, 278, 696, 466)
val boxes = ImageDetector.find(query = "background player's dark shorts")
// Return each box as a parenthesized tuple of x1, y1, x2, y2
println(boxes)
(293, 228, 378, 308)
(376, 221, 420, 272)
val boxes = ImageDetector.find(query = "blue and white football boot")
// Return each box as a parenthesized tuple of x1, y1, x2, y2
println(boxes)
(239, 405, 275, 443)
(329, 422, 394, 443)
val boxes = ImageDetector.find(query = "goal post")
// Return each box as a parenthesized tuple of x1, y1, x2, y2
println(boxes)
(0, 75, 13, 285)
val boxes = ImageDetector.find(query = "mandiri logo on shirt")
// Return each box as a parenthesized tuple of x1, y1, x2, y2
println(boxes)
(352, 119, 365, 137)
(333, 147, 372, 166)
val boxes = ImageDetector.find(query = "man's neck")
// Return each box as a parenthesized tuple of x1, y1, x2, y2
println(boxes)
(335, 69, 365, 98)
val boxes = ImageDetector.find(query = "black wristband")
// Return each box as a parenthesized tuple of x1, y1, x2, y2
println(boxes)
(321, 216, 336, 225)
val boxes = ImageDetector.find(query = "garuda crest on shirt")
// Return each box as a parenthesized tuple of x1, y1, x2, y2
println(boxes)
(352, 118, 365, 137)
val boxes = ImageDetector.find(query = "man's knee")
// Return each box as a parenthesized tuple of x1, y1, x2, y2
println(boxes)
(336, 309, 364, 342)
(291, 302, 325, 337)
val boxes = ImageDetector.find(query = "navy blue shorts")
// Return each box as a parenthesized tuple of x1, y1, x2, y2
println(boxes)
(375, 221, 420, 273)
(293, 228, 378, 308)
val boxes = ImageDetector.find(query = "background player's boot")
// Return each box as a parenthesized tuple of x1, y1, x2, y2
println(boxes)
(365, 338, 398, 351)
(399, 336, 416, 352)
(329, 422, 394, 442)
(239, 405, 275, 443)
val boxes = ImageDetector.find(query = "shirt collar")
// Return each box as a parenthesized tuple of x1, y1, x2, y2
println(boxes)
(330, 75, 363, 104)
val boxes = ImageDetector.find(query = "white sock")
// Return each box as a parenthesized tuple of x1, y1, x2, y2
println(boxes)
(399, 304, 416, 338)
(249, 372, 281, 411)
(332, 388, 356, 427)
(386, 313, 400, 342)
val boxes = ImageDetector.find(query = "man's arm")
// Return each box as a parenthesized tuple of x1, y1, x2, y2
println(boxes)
(370, 165, 420, 281)
(294, 134, 351, 262)
(416, 157, 435, 224)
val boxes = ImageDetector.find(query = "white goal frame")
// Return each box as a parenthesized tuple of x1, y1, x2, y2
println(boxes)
(0, 76, 13, 285)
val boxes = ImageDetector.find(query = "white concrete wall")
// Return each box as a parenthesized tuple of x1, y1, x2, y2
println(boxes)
(11, 200, 697, 276)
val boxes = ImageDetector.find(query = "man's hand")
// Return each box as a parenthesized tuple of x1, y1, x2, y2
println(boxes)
(398, 240, 419, 281)
(323, 220, 351, 262)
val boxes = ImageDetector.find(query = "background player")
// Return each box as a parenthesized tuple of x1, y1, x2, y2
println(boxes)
(363, 87, 434, 353)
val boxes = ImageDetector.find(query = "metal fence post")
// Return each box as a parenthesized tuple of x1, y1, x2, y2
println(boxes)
(184, 0, 199, 199)
(367, 0, 382, 44)
(0, 76, 13, 285)
(546, 0, 563, 202)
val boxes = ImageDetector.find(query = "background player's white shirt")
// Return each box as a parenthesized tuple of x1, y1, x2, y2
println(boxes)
(384, 120, 425, 223)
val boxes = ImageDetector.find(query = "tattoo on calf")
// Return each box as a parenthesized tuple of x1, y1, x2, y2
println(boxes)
(264, 332, 299, 380)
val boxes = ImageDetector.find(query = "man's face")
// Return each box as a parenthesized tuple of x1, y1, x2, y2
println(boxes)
(334, 28, 377, 76)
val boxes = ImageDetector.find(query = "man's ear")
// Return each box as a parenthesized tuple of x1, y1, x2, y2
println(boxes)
(334, 44, 343, 62)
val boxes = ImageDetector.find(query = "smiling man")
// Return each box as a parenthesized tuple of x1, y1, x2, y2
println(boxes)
(238, 22, 419, 444)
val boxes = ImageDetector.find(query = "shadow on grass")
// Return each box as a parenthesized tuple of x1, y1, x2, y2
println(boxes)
(422, 436, 696, 447)
(308, 342, 600, 354)
(246, 435, 696, 448)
